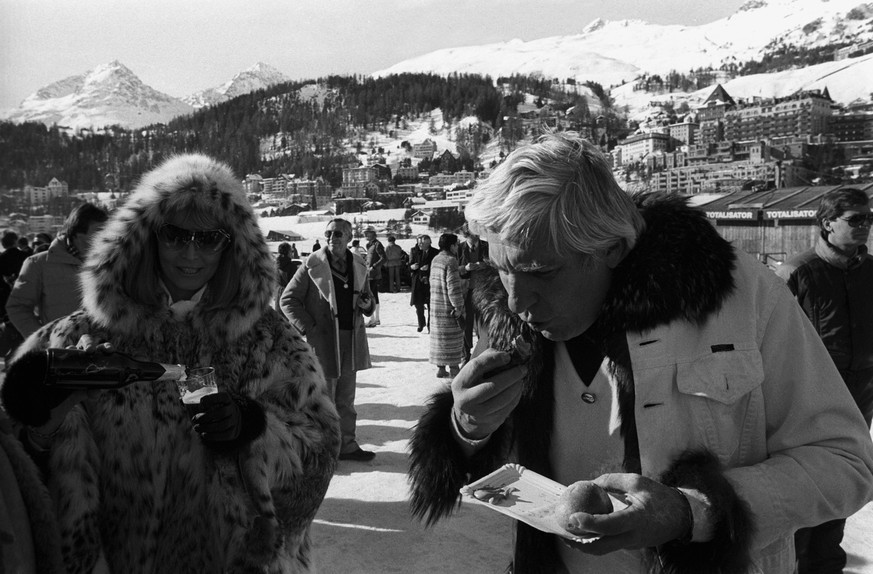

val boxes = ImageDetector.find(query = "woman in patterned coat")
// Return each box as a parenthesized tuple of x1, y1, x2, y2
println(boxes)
(428, 233, 465, 378)
(1, 154, 340, 573)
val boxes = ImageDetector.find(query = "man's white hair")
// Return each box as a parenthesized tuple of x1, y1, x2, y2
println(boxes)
(466, 132, 644, 259)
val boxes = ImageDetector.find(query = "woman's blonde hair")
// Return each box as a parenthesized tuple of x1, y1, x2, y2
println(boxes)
(466, 132, 644, 259)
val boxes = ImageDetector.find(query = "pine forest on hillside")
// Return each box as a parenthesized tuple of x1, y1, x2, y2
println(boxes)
(0, 73, 614, 194)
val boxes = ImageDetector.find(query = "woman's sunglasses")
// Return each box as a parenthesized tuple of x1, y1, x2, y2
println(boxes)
(157, 224, 231, 252)
(838, 214, 873, 228)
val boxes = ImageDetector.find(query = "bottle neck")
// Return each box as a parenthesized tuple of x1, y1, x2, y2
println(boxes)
(156, 363, 187, 382)
(45, 349, 187, 389)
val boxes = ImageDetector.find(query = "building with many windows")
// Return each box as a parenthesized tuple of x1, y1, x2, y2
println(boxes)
(428, 170, 475, 187)
(695, 84, 735, 147)
(723, 90, 832, 143)
(343, 166, 378, 186)
(829, 110, 873, 142)
(669, 119, 698, 146)
(618, 132, 671, 164)
(24, 177, 69, 203)
(412, 139, 438, 159)
(395, 166, 419, 181)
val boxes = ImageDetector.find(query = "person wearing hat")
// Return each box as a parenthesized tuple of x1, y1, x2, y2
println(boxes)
(363, 226, 385, 327)
(1, 154, 340, 572)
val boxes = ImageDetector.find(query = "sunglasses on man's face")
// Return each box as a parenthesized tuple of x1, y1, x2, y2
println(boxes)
(324, 229, 346, 239)
(156, 224, 231, 252)
(838, 214, 873, 228)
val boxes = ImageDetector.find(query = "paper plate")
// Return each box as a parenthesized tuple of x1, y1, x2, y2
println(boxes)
(460, 464, 624, 542)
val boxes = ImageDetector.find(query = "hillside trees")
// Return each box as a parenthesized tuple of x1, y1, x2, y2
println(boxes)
(0, 72, 562, 191)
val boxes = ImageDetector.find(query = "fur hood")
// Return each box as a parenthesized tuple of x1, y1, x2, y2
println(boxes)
(80, 154, 275, 343)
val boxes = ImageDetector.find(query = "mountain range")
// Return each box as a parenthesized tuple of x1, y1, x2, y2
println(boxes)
(3, 0, 873, 130)
(181, 62, 289, 109)
(2, 61, 290, 130)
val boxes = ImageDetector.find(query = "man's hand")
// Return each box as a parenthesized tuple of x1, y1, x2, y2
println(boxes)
(451, 349, 527, 440)
(356, 291, 372, 311)
(562, 473, 692, 555)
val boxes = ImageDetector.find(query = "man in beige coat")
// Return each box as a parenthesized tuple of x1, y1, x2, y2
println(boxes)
(6, 203, 107, 339)
(281, 218, 377, 461)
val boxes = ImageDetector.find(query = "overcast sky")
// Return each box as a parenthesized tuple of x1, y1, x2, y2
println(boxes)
(0, 0, 747, 111)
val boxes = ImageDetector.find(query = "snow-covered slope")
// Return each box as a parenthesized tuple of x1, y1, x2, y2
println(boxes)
(182, 62, 290, 109)
(374, 0, 873, 89)
(3, 61, 193, 130)
(611, 52, 873, 123)
(6, 0, 872, 131)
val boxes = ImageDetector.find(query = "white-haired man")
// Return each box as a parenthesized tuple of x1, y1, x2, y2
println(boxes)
(407, 132, 873, 573)
(281, 218, 377, 461)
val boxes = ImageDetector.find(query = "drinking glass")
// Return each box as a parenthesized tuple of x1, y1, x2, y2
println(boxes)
(177, 366, 218, 414)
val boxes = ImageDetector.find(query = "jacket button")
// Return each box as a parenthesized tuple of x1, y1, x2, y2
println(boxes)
(580, 392, 596, 404)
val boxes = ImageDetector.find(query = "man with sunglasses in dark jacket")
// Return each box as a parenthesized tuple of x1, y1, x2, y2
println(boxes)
(777, 187, 873, 574)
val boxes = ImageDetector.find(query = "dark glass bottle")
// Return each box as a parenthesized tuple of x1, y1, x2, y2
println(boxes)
(42, 348, 187, 389)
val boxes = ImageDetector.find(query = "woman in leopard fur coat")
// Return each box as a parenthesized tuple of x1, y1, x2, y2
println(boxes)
(2, 154, 340, 573)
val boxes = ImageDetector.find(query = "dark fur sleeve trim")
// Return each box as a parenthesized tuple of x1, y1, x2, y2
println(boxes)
(656, 450, 755, 574)
(408, 389, 510, 526)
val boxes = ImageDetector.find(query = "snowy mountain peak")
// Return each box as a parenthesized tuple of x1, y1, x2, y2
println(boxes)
(182, 62, 290, 109)
(738, 0, 768, 12)
(248, 62, 282, 75)
(6, 61, 193, 130)
(582, 18, 606, 34)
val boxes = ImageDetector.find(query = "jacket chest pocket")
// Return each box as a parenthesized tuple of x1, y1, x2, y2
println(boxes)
(675, 347, 765, 464)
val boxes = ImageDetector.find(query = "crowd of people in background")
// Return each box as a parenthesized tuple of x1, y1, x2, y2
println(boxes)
(1, 136, 871, 573)
(275, 224, 490, 380)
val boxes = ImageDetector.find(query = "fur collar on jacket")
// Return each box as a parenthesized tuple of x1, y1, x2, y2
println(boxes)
(473, 193, 736, 352)
(80, 154, 275, 343)
(303, 247, 370, 309)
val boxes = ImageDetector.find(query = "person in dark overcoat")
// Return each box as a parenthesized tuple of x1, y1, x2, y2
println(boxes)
(409, 234, 439, 332)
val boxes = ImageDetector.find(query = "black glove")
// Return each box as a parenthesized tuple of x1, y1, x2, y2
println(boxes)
(2, 349, 73, 427)
(192, 391, 266, 449)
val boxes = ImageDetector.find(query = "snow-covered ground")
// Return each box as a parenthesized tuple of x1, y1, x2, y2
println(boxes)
(309, 290, 513, 572)
(310, 289, 873, 573)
